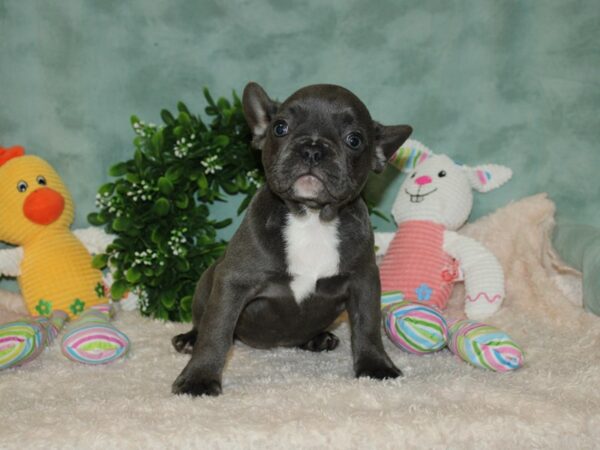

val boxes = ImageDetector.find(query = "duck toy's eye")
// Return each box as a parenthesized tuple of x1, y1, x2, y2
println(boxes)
(438, 170, 447, 178)
(17, 180, 28, 193)
(37, 176, 47, 186)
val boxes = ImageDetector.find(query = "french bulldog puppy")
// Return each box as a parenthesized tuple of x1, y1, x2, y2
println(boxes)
(172, 82, 412, 396)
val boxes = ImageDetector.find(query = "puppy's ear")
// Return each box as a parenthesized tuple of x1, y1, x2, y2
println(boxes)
(372, 123, 413, 173)
(242, 82, 280, 150)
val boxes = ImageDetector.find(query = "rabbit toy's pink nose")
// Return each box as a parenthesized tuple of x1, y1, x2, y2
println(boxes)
(415, 175, 432, 186)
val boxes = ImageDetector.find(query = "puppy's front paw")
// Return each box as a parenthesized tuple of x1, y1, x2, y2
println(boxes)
(172, 330, 196, 354)
(355, 359, 403, 380)
(172, 370, 222, 397)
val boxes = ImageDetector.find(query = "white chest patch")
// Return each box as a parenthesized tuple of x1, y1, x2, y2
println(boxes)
(283, 210, 341, 303)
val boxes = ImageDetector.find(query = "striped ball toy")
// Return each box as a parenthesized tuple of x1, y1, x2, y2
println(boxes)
(448, 320, 524, 372)
(0, 319, 46, 369)
(61, 308, 130, 365)
(383, 300, 448, 354)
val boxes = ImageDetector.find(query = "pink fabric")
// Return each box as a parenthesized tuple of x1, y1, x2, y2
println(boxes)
(379, 220, 457, 310)
(415, 175, 432, 186)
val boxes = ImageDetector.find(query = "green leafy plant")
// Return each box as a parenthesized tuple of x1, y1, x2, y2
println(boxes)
(89, 88, 263, 322)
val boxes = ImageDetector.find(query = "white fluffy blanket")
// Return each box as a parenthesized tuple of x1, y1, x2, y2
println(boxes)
(1, 194, 599, 449)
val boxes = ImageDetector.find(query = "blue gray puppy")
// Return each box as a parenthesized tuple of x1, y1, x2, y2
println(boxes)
(172, 83, 412, 396)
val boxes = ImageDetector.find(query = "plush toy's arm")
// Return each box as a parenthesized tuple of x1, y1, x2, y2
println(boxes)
(374, 232, 395, 258)
(73, 227, 114, 255)
(443, 230, 505, 320)
(0, 247, 23, 277)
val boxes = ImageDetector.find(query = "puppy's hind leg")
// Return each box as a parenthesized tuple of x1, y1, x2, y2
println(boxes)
(299, 331, 340, 352)
(171, 263, 217, 354)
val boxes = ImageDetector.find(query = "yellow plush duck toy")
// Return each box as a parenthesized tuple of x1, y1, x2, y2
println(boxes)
(0, 146, 129, 368)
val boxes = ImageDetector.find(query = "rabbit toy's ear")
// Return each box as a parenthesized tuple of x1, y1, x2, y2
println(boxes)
(464, 164, 512, 193)
(387, 139, 434, 173)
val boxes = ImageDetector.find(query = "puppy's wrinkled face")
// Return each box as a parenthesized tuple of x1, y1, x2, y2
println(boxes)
(254, 86, 374, 208)
(243, 83, 412, 214)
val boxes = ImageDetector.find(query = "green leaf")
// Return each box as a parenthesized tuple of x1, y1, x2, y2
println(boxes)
(126, 267, 142, 283)
(125, 172, 140, 184)
(109, 162, 128, 177)
(98, 183, 115, 197)
(197, 173, 209, 192)
(152, 198, 171, 216)
(180, 309, 192, 322)
(111, 280, 129, 300)
(158, 176, 174, 195)
(180, 295, 193, 312)
(151, 128, 164, 151)
(155, 306, 170, 320)
(232, 90, 241, 105)
(160, 109, 176, 126)
(115, 182, 130, 194)
(222, 182, 238, 195)
(160, 291, 176, 310)
(370, 208, 391, 222)
(175, 258, 190, 272)
(213, 219, 232, 229)
(235, 173, 248, 191)
(107, 239, 125, 251)
(177, 101, 191, 115)
(237, 195, 252, 215)
(92, 253, 109, 269)
(203, 87, 216, 107)
(134, 149, 144, 168)
(217, 97, 231, 110)
(157, 237, 169, 254)
(214, 135, 230, 148)
(112, 217, 133, 232)
(173, 126, 185, 138)
(133, 136, 144, 148)
(178, 111, 191, 126)
(151, 226, 162, 244)
(175, 193, 189, 209)
(165, 165, 183, 182)
(88, 212, 107, 226)
(205, 106, 218, 116)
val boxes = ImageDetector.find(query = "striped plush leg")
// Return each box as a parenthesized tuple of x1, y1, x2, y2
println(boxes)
(447, 320, 524, 372)
(382, 299, 449, 354)
(61, 304, 130, 364)
(0, 310, 67, 370)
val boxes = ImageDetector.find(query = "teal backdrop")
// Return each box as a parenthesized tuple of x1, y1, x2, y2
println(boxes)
(1, 0, 599, 280)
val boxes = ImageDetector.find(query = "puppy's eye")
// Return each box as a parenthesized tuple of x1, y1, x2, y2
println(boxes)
(411, 173, 416, 178)
(345, 133, 362, 149)
(37, 175, 47, 186)
(438, 170, 447, 178)
(273, 120, 289, 137)
(17, 180, 28, 193)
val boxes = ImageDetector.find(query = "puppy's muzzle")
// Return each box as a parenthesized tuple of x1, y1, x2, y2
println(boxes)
(301, 146, 323, 167)
(296, 138, 333, 168)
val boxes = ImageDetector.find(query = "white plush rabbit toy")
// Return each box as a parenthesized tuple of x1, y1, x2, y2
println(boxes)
(376, 140, 523, 371)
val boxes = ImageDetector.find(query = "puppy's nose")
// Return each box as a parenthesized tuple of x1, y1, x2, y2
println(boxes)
(301, 147, 323, 167)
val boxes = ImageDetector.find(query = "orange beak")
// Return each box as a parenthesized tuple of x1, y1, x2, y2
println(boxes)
(23, 187, 65, 225)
